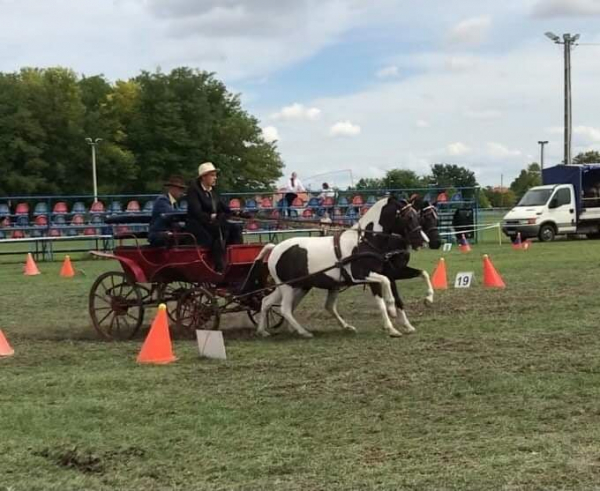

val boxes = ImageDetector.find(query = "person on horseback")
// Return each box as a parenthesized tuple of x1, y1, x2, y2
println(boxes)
(148, 175, 187, 247)
(186, 162, 242, 273)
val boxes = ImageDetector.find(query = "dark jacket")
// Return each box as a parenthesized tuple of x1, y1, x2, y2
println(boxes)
(186, 180, 231, 237)
(149, 194, 178, 240)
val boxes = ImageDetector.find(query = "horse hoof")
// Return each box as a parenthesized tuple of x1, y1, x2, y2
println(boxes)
(388, 330, 403, 338)
(424, 297, 433, 307)
(403, 325, 416, 334)
(344, 325, 357, 333)
(298, 331, 314, 339)
(257, 330, 271, 338)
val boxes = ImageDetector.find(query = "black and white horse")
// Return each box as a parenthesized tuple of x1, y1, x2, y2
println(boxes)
(256, 196, 427, 338)
(376, 197, 442, 318)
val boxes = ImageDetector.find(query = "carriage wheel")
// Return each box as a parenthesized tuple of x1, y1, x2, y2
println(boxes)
(89, 271, 144, 340)
(175, 286, 220, 337)
(247, 305, 285, 332)
(158, 281, 197, 323)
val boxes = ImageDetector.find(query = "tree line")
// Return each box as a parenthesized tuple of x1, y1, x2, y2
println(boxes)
(356, 152, 600, 208)
(0, 67, 283, 196)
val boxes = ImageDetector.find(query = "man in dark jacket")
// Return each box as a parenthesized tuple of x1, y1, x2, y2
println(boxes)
(148, 175, 187, 246)
(186, 162, 242, 272)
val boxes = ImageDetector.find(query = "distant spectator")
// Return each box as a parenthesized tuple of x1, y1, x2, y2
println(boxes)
(318, 182, 335, 202)
(284, 171, 305, 217)
(436, 189, 448, 203)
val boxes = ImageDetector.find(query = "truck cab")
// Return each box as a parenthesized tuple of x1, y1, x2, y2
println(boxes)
(502, 164, 600, 242)
(502, 184, 575, 242)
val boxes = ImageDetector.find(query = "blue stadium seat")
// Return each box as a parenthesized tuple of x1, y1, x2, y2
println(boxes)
(306, 197, 320, 209)
(346, 207, 358, 219)
(16, 215, 29, 227)
(0, 204, 9, 217)
(33, 202, 49, 216)
(108, 201, 123, 213)
(143, 200, 154, 213)
(53, 215, 66, 226)
(91, 215, 104, 225)
(0, 230, 5, 239)
(179, 200, 188, 212)
(451, 192, 463, 202)
(72, 201, 87, 214)
(244, 199, 258, 212)
(366, 195, 377, 205)
(337, 196, 349, 207)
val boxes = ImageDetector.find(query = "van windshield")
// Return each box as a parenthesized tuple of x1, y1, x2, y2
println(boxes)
(517, 189, 553, 206)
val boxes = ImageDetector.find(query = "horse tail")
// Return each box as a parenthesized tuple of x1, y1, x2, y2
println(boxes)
(256, 243, 276, 261)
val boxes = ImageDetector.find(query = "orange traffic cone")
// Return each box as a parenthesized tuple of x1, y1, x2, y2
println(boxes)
(0, 330, 14, 357)
(458, 234, 471, 253)
(483, 254, 506, 288)
(431, 258, 448, 290)
(24, 253, 41, 276)
(60, 255, 75, 278)
(512, 232, 523, 250)
(522, 239, 532, 251)
(137, 304, 177, 365)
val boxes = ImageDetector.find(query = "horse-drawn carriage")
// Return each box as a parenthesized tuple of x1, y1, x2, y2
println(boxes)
(88, 239, 284, 340)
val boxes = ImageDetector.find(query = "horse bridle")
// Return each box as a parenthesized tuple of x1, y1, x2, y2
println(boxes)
(419, 204, 439, 235)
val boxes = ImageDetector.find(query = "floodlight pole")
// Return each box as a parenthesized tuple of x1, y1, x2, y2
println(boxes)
(545, 32, 580, 166)
(86, 137, 103, 202)
(538, 140, 549, 172)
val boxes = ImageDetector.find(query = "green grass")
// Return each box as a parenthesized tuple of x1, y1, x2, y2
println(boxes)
(2, 242, 600, 490)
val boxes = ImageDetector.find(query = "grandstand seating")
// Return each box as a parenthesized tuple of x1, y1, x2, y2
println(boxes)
(306, 197, 320, 209)
(33, 202, 49, 216)
(179, 200, 188, 212)
(366, 195, 377, 205)
(108, 201, 123, 213)
(260, 198, 273, 209)
(72, 201, 86, 214)
(15, 203, 29, 215)
(229, 198, 241, 211)
(16, 215, 29, 227)
(246, 220, 260, 231)
(34, 215, 48, 227)
(53, 215, 66, 226)
(337, 196, 349, 208)
(352, 195, 364, 206)
(53, 202, 68, 214)
(90, 201, 105, 214)
(12, 230, 25, 239)
(71, 214, 85, 226)
(244, 198, 258, 212)
(302, 209, 314, 219)
(451, 192, 463, 202)
(84, 227, 97, 236)
(143, 200, 154, 213)
(291, 197, 303, 207)
(0, 204, 9, 217)
(126, 200, 141, 213)
(49, 228, 62, 237)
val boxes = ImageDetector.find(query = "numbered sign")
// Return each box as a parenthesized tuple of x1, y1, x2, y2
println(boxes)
(442, 243, 453, 252)
(454, 272, 474, 289)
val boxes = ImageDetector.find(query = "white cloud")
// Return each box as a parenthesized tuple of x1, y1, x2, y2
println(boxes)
(416, 119, 430, 128)
(487, 142, 522, 158)
(376, 65, 399, 79)
(465, 109, 502, 120)
(447, 16, 492, 46)
(532, 0, 600, 17)
(262, 126, 280, 143)
(271, 103, 321, 121)
(447, 142, 471, 156)
(329, 121, 361, 138)
(574, 125, 600, 143)
(444, 56, 478, 72)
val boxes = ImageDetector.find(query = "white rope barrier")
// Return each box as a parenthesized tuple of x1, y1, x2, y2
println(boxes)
(439, 222, 501, 236)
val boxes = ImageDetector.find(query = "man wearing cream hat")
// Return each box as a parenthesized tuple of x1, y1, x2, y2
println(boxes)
(186, 162, 242, 273)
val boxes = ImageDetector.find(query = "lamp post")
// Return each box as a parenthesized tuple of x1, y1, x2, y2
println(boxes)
(538, 140, 549, 171)
(545, 32, 580, 165)
(85, 138, 103, 203)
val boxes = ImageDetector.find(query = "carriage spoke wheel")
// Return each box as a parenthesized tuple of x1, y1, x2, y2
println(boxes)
(246, 289, 285, 333)
(158, 281, 197, 324)
(89, 271, 144, 340)
(175, 286, 220, 337)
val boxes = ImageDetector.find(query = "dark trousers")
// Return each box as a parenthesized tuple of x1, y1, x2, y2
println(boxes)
(284, 193, 297, 217)
(187, 221, 243, 270)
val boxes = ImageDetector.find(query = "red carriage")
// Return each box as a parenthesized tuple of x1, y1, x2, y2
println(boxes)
(88, 240, 284, 340)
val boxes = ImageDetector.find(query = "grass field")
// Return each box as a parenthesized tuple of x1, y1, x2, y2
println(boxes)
(2, 240, 600, 490)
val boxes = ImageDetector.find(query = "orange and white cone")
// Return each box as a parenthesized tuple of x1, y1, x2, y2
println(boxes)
(0, 330, 14, 357)
(137, 304, 177, 365)
(24, 253, 41, 276)
(60, 255, 75, 278)
(431, 258, 448, 290)
(483, 254, 506, 288)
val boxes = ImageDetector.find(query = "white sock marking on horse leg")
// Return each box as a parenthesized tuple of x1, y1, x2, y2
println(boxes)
(421, 270, 434, 305)
(367, 272, 397, 318)
(373, 296, 402, 337)
(257, 289, 281, 337)
(280, 287, 313, 338)
(397, 309, 416, 334)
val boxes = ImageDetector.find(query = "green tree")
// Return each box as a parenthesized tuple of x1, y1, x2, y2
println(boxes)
(427, 163, 477, 188)
(355, 178, 384, 190)
(573, 151, 600, 164)
(510, 162, 541, 199)
(484, 187, 517, 208)
(382, 169, 424, 190)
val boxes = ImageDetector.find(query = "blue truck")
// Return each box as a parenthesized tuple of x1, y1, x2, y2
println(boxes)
(502, 164, 600, 241)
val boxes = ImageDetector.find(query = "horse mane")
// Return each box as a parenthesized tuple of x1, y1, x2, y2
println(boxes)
(352, 198, 390, 232)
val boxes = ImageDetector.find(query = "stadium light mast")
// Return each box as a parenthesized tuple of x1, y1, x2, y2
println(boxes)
(538, 140, 549, 172)
(85, 137, 103, 203)
(545, 32, 580, 166)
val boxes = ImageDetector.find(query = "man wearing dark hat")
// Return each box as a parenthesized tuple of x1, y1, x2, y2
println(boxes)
(187, 162, 242, 273)
(148, 175, 187, 246)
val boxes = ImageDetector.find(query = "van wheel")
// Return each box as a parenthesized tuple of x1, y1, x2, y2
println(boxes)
(587, 232, 600, 240)
(539, 224, 556, 242)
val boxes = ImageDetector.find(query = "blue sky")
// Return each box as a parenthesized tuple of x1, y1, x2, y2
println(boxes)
(1, 0, 600, 187)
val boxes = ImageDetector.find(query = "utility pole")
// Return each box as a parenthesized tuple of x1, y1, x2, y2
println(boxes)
(85, 138, 103, 203)
(545, 32, 580, 165)
(538, 140, 549, 171)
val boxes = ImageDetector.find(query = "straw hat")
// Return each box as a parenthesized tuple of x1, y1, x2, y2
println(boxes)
(198, 162, 218, 177)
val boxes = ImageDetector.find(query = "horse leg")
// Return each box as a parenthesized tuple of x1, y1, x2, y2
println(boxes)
(366, 275, 402, 338)
(279, 285, 314, 339)
(366, 272, 397, 318)
(324, 289, 357, 333)
(257, 288, 282, 337)
(396, 266, 434, 306)
(389, 281, 416, 334)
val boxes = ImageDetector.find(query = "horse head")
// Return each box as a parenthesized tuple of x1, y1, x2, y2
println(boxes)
(413, 199, 442, 250)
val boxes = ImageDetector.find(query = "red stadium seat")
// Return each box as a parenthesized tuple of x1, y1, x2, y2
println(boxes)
(126, 200, 141, 212)
(333, 207, 343, 217)
(12, 230, 25, 239)
(71, 214, 85, 225)
(84, 227, 97, 236)
(49, 228, 62, 237)
(246, 220, 260, 231)
(322, 197, 335, 207)
(352, 195, 364, 206)
(302, 209, 313, 219)
(229, 199, 241, 211)
(15, 203, 29, 215)
(90, 201, 105, 213)
(292, 197, 304, 207)
(360, 206, 369, 216)
(260, 198, 273, 208)
(34, 215, 48, 227)
(270, 209, 280, 219)
(53, 202, 68, 214)
(116, 225, 130, 234)
(0, 217, 9, 228)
